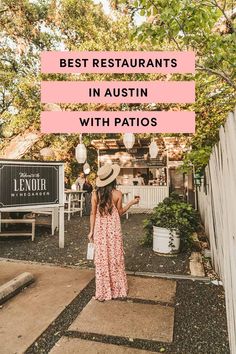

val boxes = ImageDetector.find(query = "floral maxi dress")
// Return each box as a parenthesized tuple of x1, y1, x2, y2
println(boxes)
(93, 205, 128, 301)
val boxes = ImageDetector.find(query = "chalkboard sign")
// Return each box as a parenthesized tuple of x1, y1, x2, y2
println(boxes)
(0, 161, 61, 208)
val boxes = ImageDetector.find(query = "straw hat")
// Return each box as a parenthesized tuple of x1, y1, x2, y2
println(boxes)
(96, 164, 120, 187)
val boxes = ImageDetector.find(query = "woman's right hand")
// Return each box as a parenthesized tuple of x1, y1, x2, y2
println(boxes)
(88, 231, 94, 242)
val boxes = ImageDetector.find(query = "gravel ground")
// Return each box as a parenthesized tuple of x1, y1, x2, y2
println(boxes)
(0, 214, 229, 353)
(0, 214, 190, 274)
(25, 277, 229, 354)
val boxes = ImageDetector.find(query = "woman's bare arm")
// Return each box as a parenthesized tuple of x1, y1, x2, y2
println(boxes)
(88, 191, 97, 241)
(116, 191, 139, 216)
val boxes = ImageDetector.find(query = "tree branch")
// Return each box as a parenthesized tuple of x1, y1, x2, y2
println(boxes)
(0, 8, 8, 15)
(169, 35, 183, 51)
(211, 0, 235, 33)
(196, 64, 236, 89)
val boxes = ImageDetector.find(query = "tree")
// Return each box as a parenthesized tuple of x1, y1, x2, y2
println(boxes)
(1, 0, 235, 174)
(112, 0, 236, 170)
(0, 0, 138, 178)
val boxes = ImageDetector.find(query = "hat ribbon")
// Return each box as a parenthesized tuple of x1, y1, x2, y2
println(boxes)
(100, 168, 114, 181)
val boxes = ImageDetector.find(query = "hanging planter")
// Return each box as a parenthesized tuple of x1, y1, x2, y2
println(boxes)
(123, 133, 135, 149)
(149, 140, 158, 159)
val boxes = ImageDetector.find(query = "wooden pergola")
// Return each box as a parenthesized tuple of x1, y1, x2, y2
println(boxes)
(90, 136, 191, 161)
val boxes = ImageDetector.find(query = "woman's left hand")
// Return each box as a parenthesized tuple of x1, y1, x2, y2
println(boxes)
(132, 197, 140, 205)
(88, 231, 94, 242)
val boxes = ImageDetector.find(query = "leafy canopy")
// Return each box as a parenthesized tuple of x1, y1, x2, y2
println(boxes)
(112, 0, 236, 170)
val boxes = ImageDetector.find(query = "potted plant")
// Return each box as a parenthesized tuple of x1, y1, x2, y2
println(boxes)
(143, 193, 200, 254)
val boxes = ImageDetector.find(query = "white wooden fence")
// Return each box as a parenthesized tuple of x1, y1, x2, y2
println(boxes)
(198, 107, 236, 354)
(118, 185, 169, 211)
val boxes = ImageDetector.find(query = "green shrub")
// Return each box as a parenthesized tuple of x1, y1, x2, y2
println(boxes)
(142, 193, 200, 250)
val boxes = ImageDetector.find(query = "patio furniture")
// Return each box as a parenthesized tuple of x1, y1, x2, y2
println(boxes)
(29, 208, 58, 235)
(0, 218, 36, 241)
(64, 190, 86, 221)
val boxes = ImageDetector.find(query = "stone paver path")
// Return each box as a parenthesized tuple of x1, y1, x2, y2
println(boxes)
(127, 276, 176, 303)
(69, 299, 174, 342)
(0, 260, 94, 354)
(49, 337, 158, 354)
(0, 260, 177, 353)
(67, 275, 176, 344)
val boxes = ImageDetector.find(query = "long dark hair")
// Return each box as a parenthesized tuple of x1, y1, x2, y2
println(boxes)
(97, 179, 116, 216)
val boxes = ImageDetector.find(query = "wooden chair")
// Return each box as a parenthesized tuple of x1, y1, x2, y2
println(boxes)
(0, 218, 36, 241)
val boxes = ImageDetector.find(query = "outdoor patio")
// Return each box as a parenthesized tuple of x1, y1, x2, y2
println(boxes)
(0, 214, 190, 274)
(1, 0, 236, 352)
(0, 209, 230, 353)
(0, 257, 229, 354)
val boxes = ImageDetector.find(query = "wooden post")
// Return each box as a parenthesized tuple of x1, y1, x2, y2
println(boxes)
(55, 206, 59, 231)
(97, 149, 100, 168)
(166, 149, 169, 195)
(59, 205, 64, 248)
(193, 165, 197, 210)
(51, 208, 55, 235)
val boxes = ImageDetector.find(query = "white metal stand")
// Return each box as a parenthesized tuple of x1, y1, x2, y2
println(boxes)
(59, 206, 64, 248)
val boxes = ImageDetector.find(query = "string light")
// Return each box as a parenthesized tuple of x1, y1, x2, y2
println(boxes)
(75, 134, 87, 164)
(123, 133, 135, 149)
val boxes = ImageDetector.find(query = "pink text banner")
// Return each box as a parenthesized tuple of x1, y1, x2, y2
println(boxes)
(41, 111, 195, 134)
(41, 51, 195, 74)
(41, 81, 195, 104)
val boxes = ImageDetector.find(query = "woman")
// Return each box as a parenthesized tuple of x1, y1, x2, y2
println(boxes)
(75, 172, 86, 190)
(88, 164, 139, 301)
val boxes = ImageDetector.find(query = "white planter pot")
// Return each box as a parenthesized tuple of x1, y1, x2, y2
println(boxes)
(153, 226, 180, 254)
